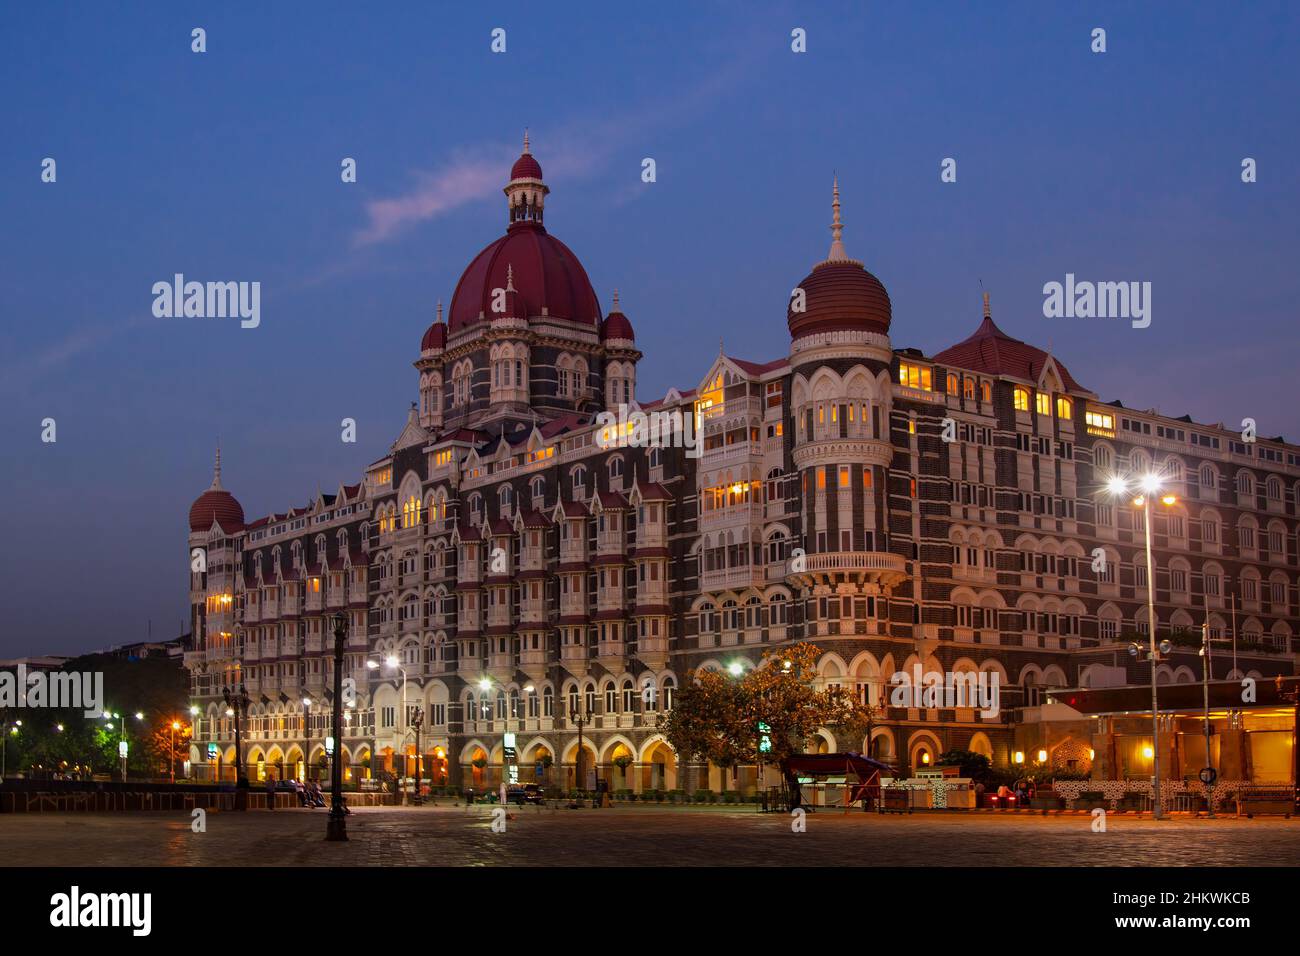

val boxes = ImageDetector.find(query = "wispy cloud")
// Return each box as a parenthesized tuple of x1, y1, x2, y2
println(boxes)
(349, 49, 763, 248)
(353, 149, 506, 247)
(1, 314, 161, 392)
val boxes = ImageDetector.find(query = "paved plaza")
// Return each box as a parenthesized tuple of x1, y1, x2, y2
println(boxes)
(3, 804, 1300, 867)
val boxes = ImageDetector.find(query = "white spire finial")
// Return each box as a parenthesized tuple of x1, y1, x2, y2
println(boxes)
(827, 175, 848, 261)
(612, 288, 620, 311)
(212, 442, 223, 490)
(522, 128, 530, 154)
(436, 300, 444, 324)
(983, 290, 991, 319)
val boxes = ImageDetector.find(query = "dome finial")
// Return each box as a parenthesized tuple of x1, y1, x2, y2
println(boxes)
(522, 128, 530, 154)
(612, 288, 620, 311)
(212, 441, 223, 490)
(827, 174, 848, 262)
(436, 300, 443, 324)
(506, 263, 516, 293)
(983, 290, 991, 319)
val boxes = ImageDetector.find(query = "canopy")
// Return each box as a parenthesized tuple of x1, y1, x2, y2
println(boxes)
(780, 752, 894, 778)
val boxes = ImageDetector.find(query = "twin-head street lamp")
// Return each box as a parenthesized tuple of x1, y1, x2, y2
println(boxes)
(1105, 471, 1178, 820)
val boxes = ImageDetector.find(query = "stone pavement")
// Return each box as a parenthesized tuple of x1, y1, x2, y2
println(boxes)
(3, 804, 1299, 866)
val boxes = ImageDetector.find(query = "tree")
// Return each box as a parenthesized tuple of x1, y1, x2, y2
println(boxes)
(658, 643, 879, 771)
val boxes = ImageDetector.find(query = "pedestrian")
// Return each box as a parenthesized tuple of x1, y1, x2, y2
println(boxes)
(265, 772, 276, 810)
(499, 779, 508, 807)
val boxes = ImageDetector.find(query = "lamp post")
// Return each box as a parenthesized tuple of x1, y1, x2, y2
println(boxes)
(300, 696, 313, 783)
(169, 721, 180, 784)
(3, 722, 18, 779)
(222, 684, 251, 807)
(326, 611, 348, 841)
(409, 706, 425, 805)
(189, 706, 200, 782)
(1107, 473, 1177, 820)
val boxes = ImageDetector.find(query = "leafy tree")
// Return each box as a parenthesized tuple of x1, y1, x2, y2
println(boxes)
(658, 643, 878, 770)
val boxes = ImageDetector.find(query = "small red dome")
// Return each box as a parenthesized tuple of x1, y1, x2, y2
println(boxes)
(449, 221, 601, 333)
(189, 488, 244, 534)
(421, 320, 447, 351)
(601, 310, 635, 342)
(788, 259, 892, 340)
(511, 152, 543, 181)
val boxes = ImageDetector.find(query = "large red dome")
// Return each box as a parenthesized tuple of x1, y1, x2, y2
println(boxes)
(448, 221, 602, 333)
(787, 259, 892, 340)
(189, 488, 244, 534)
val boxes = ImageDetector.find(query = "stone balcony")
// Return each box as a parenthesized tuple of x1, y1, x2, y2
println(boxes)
(787, 550, 907, 586)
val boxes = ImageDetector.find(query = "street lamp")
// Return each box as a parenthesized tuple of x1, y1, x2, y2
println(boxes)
(326, 611, 349, 841)
(222, 684, 252, 806)
(1107, 472, 1178, 820)
(169, 721, 181, 784)
(409, 706, 425, 805)
(301, 696, 313, 784)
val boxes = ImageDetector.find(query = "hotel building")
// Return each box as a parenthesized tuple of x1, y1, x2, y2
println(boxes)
(184, 137, 1299, 794)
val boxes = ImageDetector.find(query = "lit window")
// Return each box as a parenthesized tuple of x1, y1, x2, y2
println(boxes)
(1056, 396, 1073, 419)
(899, 363, 932, 391)
(1013, 387, 1030, 412)
(1036, 393, 1052, 416)
(1085, 409, 1114, 433)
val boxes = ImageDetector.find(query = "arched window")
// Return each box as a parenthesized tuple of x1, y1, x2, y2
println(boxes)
(662, 677, 676, 711)
(1013, 387, 1030, 412)
(621, 679, 635, 712)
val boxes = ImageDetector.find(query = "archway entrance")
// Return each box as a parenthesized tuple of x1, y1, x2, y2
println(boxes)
(640, 741, 677, 792)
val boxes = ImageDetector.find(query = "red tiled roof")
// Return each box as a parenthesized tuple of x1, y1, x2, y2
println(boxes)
(596, 490, 630, 510)
(558, 500, 589, 518)
(635, 481, 672, 501)
(729, 356, 787, 377)
(932, 316, 1084, 391)
(520, 510, 552, 528)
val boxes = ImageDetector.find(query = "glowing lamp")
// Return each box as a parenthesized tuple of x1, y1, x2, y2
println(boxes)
(1105, 476, 1128, 496)
(1143, 745, 1154, 759)
(478, 678, 492, 692)
(1037, 749, 1047, 763)
(1161, 495, 1177, 506)
(1013, 751, 1025, 764)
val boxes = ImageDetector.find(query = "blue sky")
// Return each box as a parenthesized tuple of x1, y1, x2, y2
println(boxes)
(1, 1, 1297, 656)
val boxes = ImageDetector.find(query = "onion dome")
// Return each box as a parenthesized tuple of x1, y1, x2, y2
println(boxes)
(447, 133, 601, 333)
(933, 292, 1084, 390)
(787, 177, 891, 340)
(420, 301, 447, 352)
(510, 129, 543, 180)
(189, 446, 244, 533)
(600, 290, 635, 342)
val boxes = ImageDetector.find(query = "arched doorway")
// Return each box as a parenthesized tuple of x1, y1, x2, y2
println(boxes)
(467, 746, 488, 788)
(640, 740, 677, 792)
(607, 742, 634, 791)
